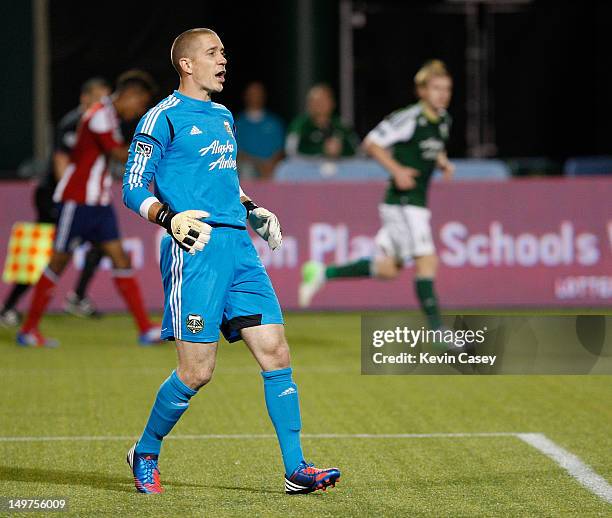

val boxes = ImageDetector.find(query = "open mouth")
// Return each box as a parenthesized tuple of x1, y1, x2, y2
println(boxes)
(215, 70, 226, 82)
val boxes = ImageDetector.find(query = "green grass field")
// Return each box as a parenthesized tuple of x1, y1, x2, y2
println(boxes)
(1, 312, 611, 517)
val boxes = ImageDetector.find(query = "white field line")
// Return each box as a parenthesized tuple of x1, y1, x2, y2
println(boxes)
(517, 433, 612, 505)
(0, 432, 519, 442)
(0, 431, 609, 504)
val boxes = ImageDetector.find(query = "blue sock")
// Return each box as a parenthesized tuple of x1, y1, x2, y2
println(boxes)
(261, 367, 305, 476)
(135, 370, 197, 455)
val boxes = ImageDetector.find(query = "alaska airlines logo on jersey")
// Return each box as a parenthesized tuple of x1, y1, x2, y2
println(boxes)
(419, 137, 445, 160)
(199, 139, 237, 171)
(199, 140, 234, 155)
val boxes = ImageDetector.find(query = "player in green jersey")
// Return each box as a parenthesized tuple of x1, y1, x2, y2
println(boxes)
(299, 60, 454, 330)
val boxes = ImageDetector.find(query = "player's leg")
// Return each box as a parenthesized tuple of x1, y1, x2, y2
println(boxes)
(228, 231, 340, 493)
(128, 339, 217, 494)
(241, 323, 341, 494)
(414, 253, 442, 329)
(90, 206, 155, 336)
(17, 252, 70, 346)
(240, 324, 302, 472)
(0, 284, 29, 326)
(298, 203, 404, 307)
(406, 205, 443, 330)
(241, 324, 300, 469)
(136, 340, 217, 454)
(74, 244, 103, 300)
(100, 238, 159, 342)
(128, 233, 232, 493)
(299, 257, 373, 307)
(65, 244, 103, 318)
(17, 201, 78, 346)
(325, 257, 372, 279)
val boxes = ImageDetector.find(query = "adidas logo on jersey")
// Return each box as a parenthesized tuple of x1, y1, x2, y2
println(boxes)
(190, 125, 203, 135)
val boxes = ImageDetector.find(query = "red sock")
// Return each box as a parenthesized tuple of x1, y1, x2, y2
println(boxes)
(22, 270, 57, 333)
(112, 271, 151, 333)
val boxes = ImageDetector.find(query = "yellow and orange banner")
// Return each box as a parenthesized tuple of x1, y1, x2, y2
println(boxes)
(2, 222, 55, 285)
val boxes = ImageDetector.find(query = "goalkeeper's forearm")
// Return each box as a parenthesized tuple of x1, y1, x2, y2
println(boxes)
(122, 190, 166, 224)
(146, 201, 164, 223)
(239, 186, 259, 216)
(239, 186, 251, 205)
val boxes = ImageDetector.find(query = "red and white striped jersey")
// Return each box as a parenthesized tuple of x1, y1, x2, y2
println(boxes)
(54, 97, 123, 205)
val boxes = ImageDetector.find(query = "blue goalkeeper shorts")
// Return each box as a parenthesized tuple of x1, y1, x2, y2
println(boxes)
(159, 226, 283, 343)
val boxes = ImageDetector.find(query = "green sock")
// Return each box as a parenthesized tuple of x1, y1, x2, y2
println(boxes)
(415, 277, 442, 329)
(326, 258, 371, 279)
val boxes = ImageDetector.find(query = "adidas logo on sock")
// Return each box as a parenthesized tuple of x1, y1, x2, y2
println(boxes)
(278, 387, 296, 398)
(190, 125, 202, 135)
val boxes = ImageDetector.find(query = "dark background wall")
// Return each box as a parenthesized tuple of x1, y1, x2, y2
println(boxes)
(492, 1, 611, 158)
(354, 1, 468, 156)
(1, 1, 610, 173)
(0, 2, 33, 172)
(49, 0, 338, 135)
(354, 1, 612, 159)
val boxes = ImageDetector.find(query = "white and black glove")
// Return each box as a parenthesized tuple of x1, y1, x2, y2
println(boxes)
(243, 200, 282, 250)
(155, 203, 212, 255)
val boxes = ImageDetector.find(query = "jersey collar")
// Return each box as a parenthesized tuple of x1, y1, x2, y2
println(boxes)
(419, 101, 441, 123)
(172, 90, 213, 109)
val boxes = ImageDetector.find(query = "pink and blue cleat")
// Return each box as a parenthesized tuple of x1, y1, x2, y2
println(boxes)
(127, 443, 164, 494)
(16, 329, 59, 348)
(285, 461, 341, 494)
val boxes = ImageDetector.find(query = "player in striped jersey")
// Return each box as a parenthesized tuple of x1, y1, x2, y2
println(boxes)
(17, 71, 162, 347)
(0, 78, 111, 327)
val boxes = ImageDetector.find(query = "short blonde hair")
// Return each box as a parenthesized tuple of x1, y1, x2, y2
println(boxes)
(171, 28, 217, 76)
(414, 60, 451, 88)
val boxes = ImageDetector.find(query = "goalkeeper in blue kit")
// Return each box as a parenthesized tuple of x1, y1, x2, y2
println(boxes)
(122, 28, 340, 495)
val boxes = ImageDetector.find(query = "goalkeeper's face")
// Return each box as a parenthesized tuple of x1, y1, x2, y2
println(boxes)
(190, 34, 228, 95)
(419, 75, 452, 113)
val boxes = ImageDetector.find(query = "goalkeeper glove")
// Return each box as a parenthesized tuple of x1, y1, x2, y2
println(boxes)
(243, 200, 282, 250)
(155, 203, 212, 255)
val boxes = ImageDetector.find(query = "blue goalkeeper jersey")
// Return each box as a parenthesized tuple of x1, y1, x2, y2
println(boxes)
(122, 90, 246, 228)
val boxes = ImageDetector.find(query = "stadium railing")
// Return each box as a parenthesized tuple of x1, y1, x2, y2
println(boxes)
(563, 156, 612, 176)
(274, 158, 511, 182)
